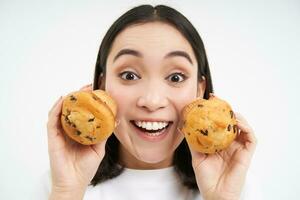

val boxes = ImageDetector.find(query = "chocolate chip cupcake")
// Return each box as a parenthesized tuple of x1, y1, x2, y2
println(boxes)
(61, 90, 117, 145)
(179, 95, 237, 154)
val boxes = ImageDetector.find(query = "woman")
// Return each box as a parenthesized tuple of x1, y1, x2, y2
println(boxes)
(47, 5, 257, 200)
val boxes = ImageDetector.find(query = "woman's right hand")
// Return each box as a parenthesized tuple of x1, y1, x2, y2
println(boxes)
(47, 84, 107, 199)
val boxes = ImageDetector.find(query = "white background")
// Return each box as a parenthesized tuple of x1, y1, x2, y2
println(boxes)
(0, 0, 299, 199)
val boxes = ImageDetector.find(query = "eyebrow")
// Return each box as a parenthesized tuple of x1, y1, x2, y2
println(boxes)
(113, 48, 193, 64)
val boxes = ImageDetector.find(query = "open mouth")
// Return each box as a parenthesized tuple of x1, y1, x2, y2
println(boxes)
(129, 120, 173, 134)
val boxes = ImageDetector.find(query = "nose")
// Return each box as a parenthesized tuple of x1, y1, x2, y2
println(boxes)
(136, 85, 169, 112)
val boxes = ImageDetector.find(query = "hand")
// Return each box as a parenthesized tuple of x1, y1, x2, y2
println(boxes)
(47, 84, 107, 197)
(185, 113, 257, 200)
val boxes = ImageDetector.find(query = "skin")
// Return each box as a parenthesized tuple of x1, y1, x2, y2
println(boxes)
(104, 22, 203, 169)
(47, 22, 257, 200)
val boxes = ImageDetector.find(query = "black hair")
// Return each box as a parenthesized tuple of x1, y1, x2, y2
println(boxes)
(91, 4, 213, 190)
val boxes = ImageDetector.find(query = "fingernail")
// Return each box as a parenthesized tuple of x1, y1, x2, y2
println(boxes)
(209, 93, 215, 97)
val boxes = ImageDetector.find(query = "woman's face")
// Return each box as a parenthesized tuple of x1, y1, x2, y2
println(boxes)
(104, 22, 205, 169)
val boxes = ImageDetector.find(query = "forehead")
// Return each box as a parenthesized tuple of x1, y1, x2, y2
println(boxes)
(108, 22, 195, 60)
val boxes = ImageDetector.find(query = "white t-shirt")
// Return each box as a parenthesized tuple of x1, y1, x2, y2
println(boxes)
(36, 166, 262, 200)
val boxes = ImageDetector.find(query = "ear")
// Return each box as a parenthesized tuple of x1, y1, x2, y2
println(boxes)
(197, 76, 206, 98)
(97, 73, 106, 90)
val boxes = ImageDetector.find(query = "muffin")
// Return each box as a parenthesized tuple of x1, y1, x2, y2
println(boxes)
(61, 90, 117, 145)
(180, 95, 237, 154)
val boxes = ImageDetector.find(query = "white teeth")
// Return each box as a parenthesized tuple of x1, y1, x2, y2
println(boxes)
(153, 122, 159, 130)
(134, 121, 169, 130)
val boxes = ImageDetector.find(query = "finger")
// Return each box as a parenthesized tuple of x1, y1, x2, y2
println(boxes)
(46, 97, 69, 153)
(47, 96, 64, 133)
(47, 96, 63, 120)
(236, 121, 257, 144)
(188, 146, 208, 169)
(80, 83, 93, 91)
(235, 113, 255, 137)
(235, 113, 257, 151)
(209, 93, 216, 98)
(176, 127, 207, 162)
(90, 139, 107, 159)
(48, 96, 63, 116)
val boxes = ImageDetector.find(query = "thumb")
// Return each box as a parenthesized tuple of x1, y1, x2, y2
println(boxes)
(188, 143, 207, 166)
(90, 138, 107, 160)
(177, 127, 207, 162)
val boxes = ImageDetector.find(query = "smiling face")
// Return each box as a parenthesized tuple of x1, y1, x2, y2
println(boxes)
(103, 22, 205, 169)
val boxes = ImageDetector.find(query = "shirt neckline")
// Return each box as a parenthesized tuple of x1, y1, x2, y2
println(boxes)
(119, 165, 178, 183)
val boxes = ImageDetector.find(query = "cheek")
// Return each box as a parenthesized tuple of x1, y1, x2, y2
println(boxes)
(105, 79, 137, 119)
(172, 82, 198, 112)
(106, 90, 126, 120)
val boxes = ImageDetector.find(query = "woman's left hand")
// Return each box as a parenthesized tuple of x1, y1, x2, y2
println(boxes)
(188, 113, 257, 200)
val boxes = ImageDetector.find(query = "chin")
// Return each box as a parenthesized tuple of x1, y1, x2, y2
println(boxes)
(135, 148, 173, 164)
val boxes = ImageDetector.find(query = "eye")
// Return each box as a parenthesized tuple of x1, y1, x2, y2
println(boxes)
(166, 72, 187, 83)
(119, 71, 140, 81)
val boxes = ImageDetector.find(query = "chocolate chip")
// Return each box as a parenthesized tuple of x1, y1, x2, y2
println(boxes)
(230, 110, 234, 119)
(85, 136, 95, 142)
(65, 116, 72, 126)
(76, 130, 81, 135)
(96, 126, 100, 129)
(88, 117, 95, 122)
(227, 124, 231, 131)
(198, 129, 208, 136)
(92, 96, 98, 100)
(197, 104, 203, 107)
(70, 95, 77, 101)
(233, 125, 237, 133)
